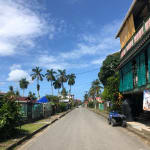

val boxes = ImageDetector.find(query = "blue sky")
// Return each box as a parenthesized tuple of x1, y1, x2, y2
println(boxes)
(0, 0, 132, 100)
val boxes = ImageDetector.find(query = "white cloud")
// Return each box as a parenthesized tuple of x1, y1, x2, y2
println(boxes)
(0, 0, 55, 56)
(37, 55, 67, 70)
(43, 63, 67, 70)
(0, 41, 15, 56)
(39, 55, 56, 64)
(36, 54, 89, 70)
(82, 35, 97, 44)
(60, 21, 121, 60)
(60, 43, 97, 59)
(91, 58, 104, 65)
(36, 21, 121, 69)
(0, 82, 5, 86)
(10, 64, 21, 71)
(7, 65, 31, 82)
(29, 20, 121, 71)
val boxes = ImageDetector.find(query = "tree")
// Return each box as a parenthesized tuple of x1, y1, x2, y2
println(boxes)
(67, 73, 76, 95)
(53, 79, 61, 95)
(9, 86, 14, 93)
(19, 78, 29, 97)
(89, 87, 96, 100)
(0, 92, 22, 139)
(88, 79, 103, 109)
(61, 88, 67, 98)
(88, 101, 94, 108)
(57, 69, 68, 89)
(105, 72, 119, 101)
(101, 87, 109, 101)
(46, 95, 60, 103)
(91, 79, 103, 97)
(88, 79, 102, 100)
(15, 90, 20, 97)
(84, 93, 88, 102)
(45, 69, 56, 95)
(31, 67, 44, 99)
(102, 72, 123, 111)
(28, 91, 37, 100)
(98, 52, 120, 86)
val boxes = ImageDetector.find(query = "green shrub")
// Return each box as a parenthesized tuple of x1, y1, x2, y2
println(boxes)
(46, 95, 60, 103)
(59, 102, 67, 112)
(88, 101, 94, 108)
(0, 92, 22, 139)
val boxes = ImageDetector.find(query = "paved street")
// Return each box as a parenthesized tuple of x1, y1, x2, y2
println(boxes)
(20, 107, 150, 150)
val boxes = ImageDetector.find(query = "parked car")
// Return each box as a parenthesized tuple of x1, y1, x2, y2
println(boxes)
(108, 111, 126, 127)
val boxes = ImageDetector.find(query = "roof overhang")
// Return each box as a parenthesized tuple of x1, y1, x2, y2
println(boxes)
(116, 0, 137, 38)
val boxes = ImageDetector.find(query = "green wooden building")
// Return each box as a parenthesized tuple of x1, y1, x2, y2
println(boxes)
(116, 0, 150, 120)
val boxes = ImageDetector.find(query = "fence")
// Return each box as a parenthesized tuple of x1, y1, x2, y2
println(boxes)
(20, 102, 52, 122)
(43, 103, 52, 118)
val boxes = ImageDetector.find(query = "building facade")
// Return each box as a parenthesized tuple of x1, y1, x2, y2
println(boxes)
(116, 0, 150, 120)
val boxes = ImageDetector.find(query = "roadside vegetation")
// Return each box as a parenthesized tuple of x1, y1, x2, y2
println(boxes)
(0, 92, 22, 139)
(84, 52, 123, 111)
(0, 67, 78, 148)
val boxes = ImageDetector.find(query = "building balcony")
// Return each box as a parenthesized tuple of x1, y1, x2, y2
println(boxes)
(120, 16, 150, 61)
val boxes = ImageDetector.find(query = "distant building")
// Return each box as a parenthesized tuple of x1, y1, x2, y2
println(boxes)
(84, 100, 88, 107)
(88, 97, 102, 103)
(58, 93, 74, 100)
(59, 99, 70, 103)
(16, 97, 36, 103)
(88, 97, 94, 102)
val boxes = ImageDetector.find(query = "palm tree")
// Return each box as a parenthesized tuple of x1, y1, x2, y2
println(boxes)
(9, 85, 14, 93)
(31, 66, 44, 99)
(89, 87, 96, 100)
(57, 69, 68, 89)
(61, 87, 67, 98)
(19, 78, 29, 97)
(45, 69, 56, 95)
(53, 79, 61, 95)
(28, 91, 37, 100)
(91, 79, 103, 97)
(84, 93, 89, 102)
(91, 79, 103, 109)
(67, 73, 76, 96)
(15, 90, 20, 97)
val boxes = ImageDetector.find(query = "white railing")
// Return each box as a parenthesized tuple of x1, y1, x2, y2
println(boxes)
(120, 17, 150, 58)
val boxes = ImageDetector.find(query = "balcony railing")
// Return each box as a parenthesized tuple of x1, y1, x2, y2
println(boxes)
(120, 16, 150, 59)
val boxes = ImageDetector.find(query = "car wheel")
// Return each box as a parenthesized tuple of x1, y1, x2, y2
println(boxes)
(122, 121, 126, 127)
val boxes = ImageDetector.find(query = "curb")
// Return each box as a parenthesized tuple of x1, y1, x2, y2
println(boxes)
(6, 109, 73, 150)
(126, 124, 150, 146)
(89, 108, 150, 145)
(7, 124, 50, 150)
(88, 108, 108, 119)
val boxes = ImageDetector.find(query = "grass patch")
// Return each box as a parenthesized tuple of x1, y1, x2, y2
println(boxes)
(19, 123, 46, 134)
(0, 122, 47, 150)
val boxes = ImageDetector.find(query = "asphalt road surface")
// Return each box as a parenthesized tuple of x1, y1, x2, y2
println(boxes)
(20, 107, 150, 150)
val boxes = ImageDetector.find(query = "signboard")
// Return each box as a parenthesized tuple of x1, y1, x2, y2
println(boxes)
(143, 90, 150, 111)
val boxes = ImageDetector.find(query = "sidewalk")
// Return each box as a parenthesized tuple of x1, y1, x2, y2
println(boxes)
(127, 121, 150, 140)
(89, 108, 150, 142)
